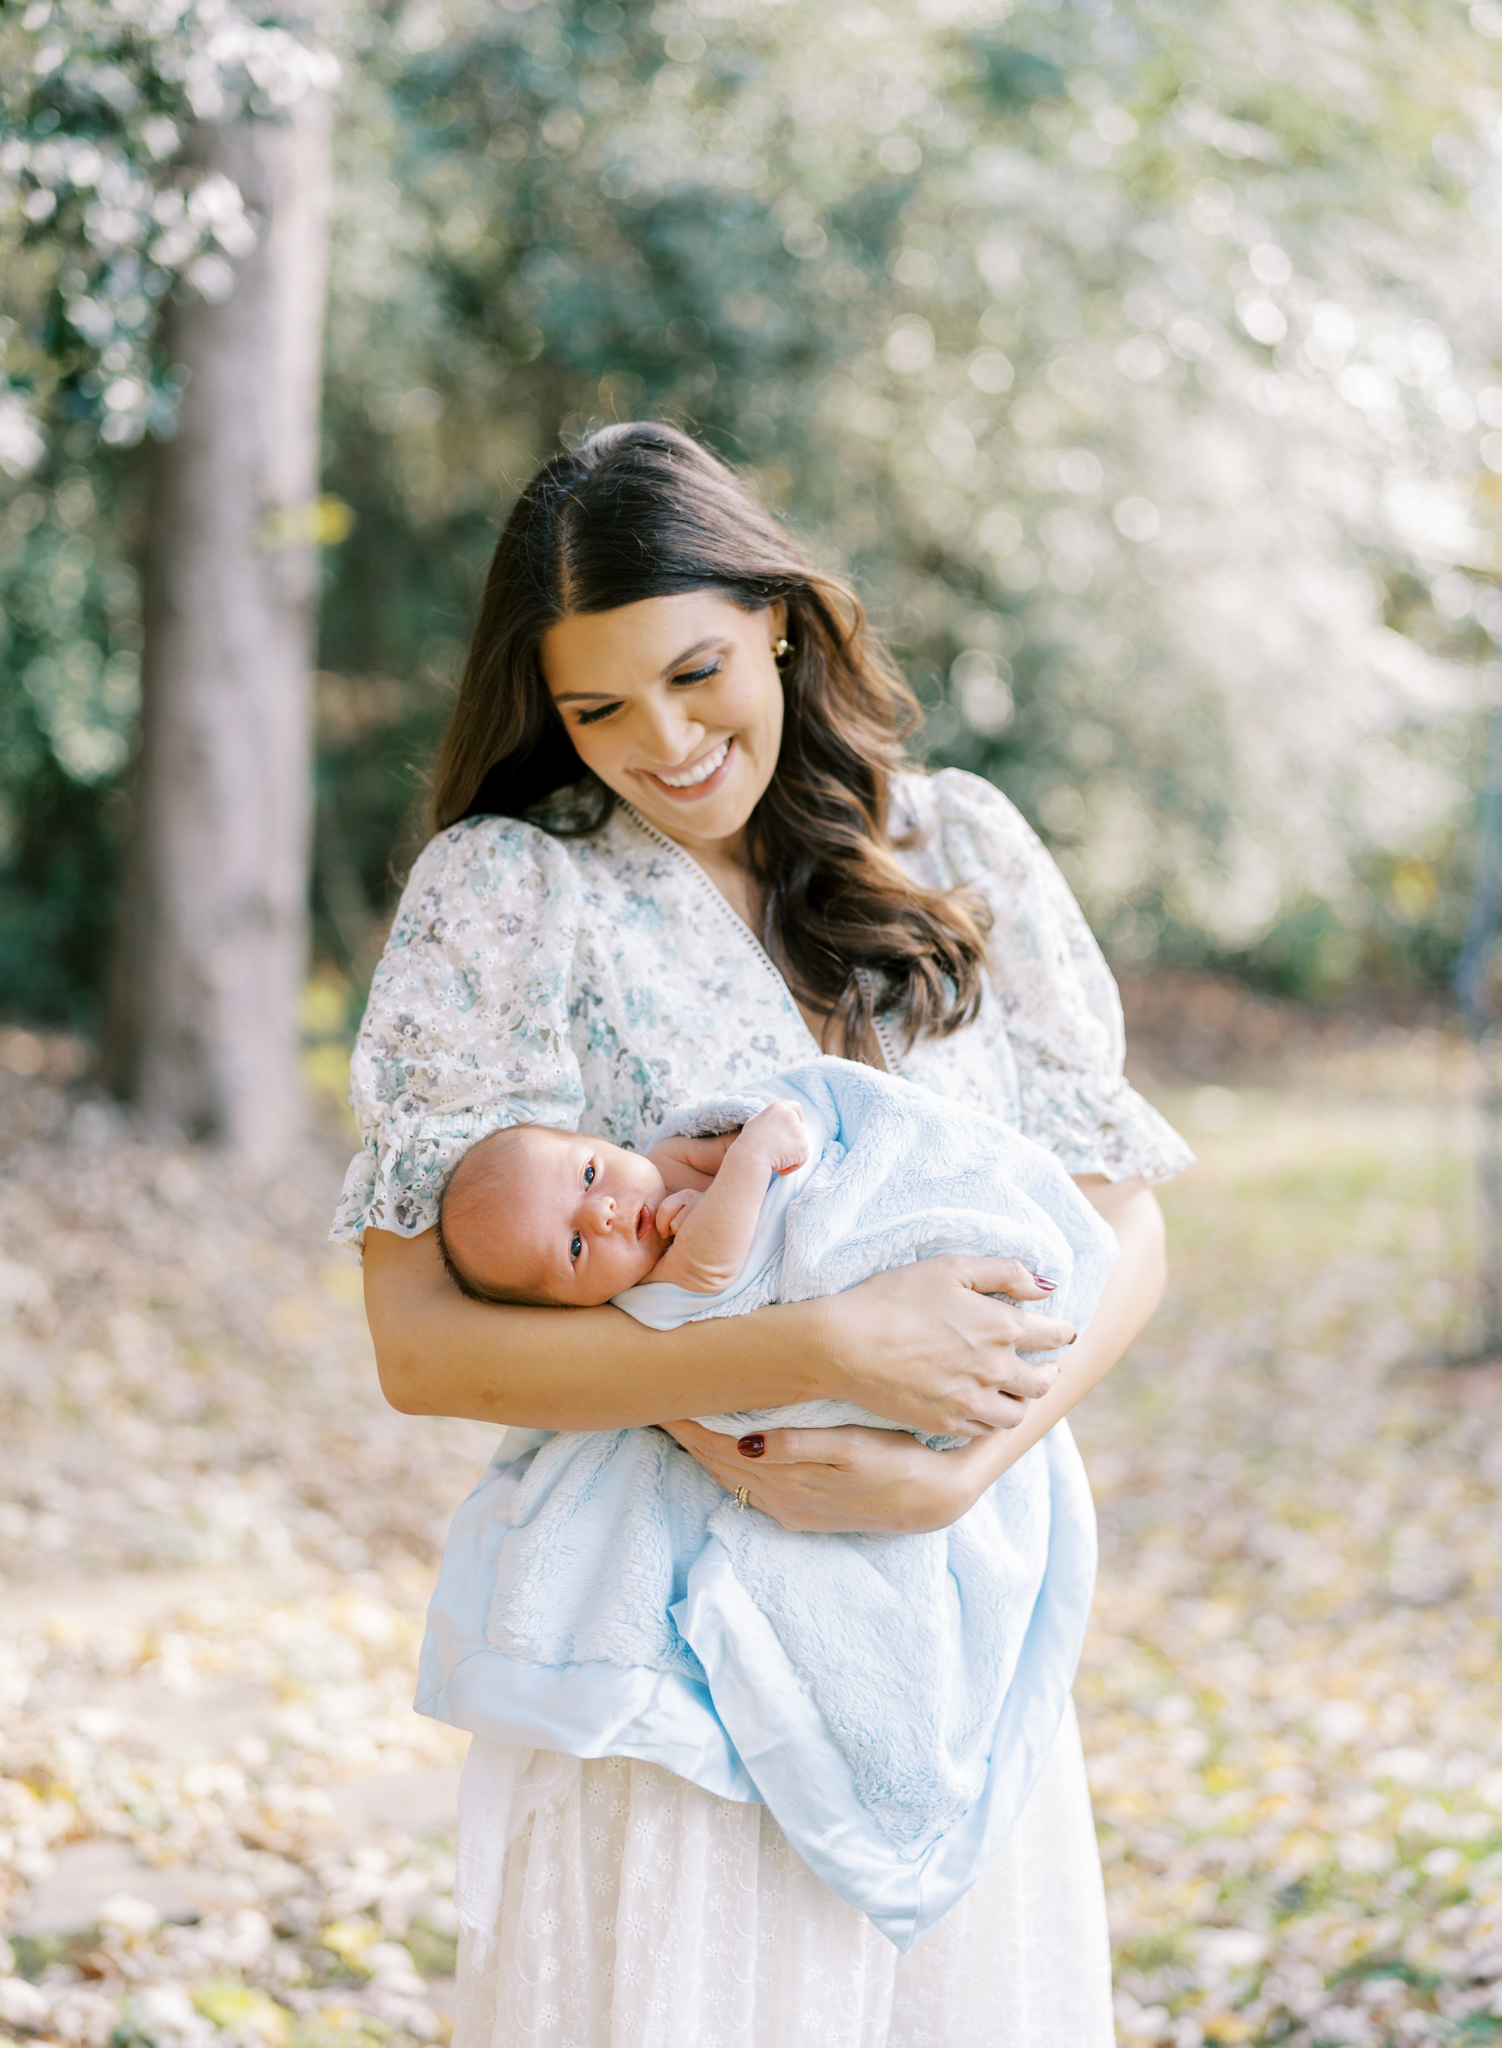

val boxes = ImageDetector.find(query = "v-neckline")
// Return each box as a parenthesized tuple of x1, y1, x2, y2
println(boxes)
(620, 801, 898, 1075)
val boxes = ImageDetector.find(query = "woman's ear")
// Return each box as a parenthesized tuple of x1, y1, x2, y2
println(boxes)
(769, 598, 794, 673)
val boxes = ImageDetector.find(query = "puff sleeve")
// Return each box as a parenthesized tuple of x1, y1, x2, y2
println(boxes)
(927, 769, 1194, 1185)
(330, 818, 589, 1247)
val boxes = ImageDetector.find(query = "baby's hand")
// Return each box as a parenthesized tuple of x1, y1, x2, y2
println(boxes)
(656, 1189, 700, 1238)
(738, 1099, 810, 1176)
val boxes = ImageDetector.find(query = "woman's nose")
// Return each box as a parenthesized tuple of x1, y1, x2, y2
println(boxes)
(637, 693, 701, 765)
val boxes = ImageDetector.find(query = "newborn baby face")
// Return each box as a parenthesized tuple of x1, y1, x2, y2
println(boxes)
(443, 1124, 669, 1306)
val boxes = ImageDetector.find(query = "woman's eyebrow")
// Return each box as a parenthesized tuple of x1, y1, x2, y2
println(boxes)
(551, 637, 725, 703)
(657, 635, 723, 676)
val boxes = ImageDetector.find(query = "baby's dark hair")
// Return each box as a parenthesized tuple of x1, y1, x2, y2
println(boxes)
(434, 1201, 508, 1305)
(435, 1126, 550, 1308)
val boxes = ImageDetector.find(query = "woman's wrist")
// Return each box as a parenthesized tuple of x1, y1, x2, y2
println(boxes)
(798, 1290, 853, 1401)
(953, 1418, 1031, 1495)
(879, 1439, 995, 1535)
(938, 1432, 1012, 1515)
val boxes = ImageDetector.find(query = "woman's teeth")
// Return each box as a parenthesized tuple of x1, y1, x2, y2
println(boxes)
(656, 740, 729, 789)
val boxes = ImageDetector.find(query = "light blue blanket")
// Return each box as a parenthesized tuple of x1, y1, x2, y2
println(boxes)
(417, 1057, 1117, 1949)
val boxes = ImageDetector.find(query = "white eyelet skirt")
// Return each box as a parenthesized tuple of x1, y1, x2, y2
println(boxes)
(451, 1698, 1114, 2048)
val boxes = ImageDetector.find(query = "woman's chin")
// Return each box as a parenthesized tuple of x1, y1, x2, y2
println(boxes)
(632, 779, 760, 848)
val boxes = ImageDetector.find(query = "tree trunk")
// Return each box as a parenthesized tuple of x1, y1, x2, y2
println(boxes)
(104, 96, 331, 1164)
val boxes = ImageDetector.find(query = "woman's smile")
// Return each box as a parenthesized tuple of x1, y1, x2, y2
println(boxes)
(646, 736, 734, 797)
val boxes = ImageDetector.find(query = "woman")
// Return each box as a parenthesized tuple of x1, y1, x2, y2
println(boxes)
(337, 422, 1192, 2047)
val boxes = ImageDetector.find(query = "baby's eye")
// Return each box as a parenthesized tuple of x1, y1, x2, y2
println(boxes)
(583, 1163, 595, 1187)
(571, 1232, 583, 1261)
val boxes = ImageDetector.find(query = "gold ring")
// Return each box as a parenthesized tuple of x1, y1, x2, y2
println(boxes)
(734, 1485, 750, 1511)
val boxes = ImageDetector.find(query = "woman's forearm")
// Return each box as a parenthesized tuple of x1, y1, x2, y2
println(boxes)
(948, 1177, 1167, 1498)
(363, 1225, 833, 1428)
(364, 1227, 1074, 1438)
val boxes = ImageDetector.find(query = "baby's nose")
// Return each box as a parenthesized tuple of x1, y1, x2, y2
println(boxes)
(589, 1191, 618, 1230)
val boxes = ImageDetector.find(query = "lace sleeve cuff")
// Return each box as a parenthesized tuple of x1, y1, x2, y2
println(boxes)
(329, 1101, 548, 1252)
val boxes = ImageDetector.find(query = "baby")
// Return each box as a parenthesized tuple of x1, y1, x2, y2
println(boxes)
(436, 1102, 812, 1309)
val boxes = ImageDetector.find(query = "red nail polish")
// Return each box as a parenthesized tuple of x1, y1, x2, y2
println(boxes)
(1032, 1273, 1056, 1291)
(737, 1434, 765, 1457)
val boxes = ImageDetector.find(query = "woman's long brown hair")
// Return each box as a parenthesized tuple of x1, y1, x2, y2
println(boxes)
(431, 422, 990, 1055)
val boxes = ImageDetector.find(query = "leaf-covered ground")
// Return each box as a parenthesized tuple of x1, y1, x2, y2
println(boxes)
(1, 1011, 1500, 2048)
(1076, 1022, 1502, 2047)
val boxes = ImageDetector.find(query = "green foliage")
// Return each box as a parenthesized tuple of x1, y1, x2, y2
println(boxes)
(0, 0, 339, 454)
(0, 464, 134, 1019)
(0, 0, 340, 1017)
(4, 0, 1502, 1020)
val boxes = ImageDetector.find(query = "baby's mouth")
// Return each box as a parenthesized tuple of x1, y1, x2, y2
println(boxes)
(636, 1202, 654, 1241)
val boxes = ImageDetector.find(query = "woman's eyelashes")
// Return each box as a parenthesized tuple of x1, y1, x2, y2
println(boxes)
(570, 662, 721, 725)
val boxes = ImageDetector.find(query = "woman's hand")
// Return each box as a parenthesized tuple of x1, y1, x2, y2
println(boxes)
(817, 1257, 1076, 1438)
(661, 1420, 997, 1535)
(664, 1180, 1169, 1533)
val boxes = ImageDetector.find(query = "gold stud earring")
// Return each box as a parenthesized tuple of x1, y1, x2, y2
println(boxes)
(773, 637, 793, 669)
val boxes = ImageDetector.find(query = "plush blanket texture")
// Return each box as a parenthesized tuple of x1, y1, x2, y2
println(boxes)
(418, 1058, 1117, 1946)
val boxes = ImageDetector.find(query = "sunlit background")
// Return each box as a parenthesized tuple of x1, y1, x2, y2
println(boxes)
(5, 0, 1502, 1018)
(4, 5, 1502, 2048)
